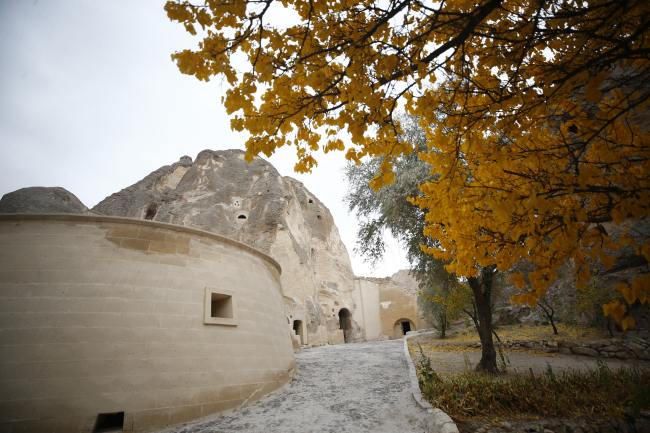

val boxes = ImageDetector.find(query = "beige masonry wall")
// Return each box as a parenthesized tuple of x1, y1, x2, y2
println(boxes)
(351, 279, 382, 341)
(0, 214, 296, 433)
(377, 280, 424, 339)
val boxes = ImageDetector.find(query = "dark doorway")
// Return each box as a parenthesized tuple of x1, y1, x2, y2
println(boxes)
(144, 202, 157, 220)
(338, 308, 352, 343)
(401, 321, 411, 334)
(292, 320, 304, 345)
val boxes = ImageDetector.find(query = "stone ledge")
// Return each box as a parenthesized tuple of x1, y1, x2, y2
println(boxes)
(0, 213, 282, 275)
(403, 332, 459, 433)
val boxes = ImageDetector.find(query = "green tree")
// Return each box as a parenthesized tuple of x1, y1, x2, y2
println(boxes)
(345, 114, 502, 370)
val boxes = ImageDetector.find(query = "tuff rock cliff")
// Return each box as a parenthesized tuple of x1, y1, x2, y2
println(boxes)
(93, 149, 368, 343)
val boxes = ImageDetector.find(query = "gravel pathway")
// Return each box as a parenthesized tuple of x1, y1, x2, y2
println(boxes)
(160, 339, 445, 433)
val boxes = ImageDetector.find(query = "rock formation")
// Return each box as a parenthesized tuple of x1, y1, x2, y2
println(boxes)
(0, 186, 87, 214)
(93, 149, 369, 344)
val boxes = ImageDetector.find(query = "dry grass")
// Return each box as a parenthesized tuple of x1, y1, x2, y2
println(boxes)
(414, 347, 650, 422)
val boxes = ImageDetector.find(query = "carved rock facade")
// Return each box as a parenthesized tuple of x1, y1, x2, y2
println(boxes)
(91, 149, 422, 344)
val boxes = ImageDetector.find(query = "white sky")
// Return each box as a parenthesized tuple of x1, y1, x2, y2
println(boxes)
(0, 0, 409, 278)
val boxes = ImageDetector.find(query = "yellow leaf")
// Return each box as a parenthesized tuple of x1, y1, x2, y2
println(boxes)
(603, 300, 626, 324)
(621, 316, 636, 331)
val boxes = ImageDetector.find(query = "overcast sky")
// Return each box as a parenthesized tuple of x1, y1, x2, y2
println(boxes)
(0, 0, 409, 277)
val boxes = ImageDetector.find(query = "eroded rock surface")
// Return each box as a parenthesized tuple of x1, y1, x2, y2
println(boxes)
(93, 149, 367, 344)
(0, 186, 87, 214)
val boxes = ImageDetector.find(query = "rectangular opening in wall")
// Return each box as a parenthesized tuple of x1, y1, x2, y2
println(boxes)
(211, 293, 233, 318)
(204, 287, 237, 326)
(93, 412, 124, 432)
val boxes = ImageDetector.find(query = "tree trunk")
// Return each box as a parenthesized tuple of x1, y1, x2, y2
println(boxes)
(468, 271, 498, 375)
(539, 299, 558, 335)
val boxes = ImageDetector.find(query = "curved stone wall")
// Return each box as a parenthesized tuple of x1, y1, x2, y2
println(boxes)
(0, 214, 295, 432)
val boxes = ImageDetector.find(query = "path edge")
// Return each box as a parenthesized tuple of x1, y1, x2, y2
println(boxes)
(403, 334, 459, 433)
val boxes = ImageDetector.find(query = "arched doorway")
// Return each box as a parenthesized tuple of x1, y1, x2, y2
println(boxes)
(393, 318, 416, 339)
(292, 320, 304, 345)
(338, 308, 352, 343)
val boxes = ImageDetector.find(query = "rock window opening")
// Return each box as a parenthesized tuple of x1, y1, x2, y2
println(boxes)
(308, 199, 313, 203)
(292, 320, 304, 345)
(93, 412, 124, 432)
(338, 308, 352, 343)
(317, 215, 321, 220)
(211, 293, 233, 319)
(235, 211, 249, 224)
(144, 203, 157, 220)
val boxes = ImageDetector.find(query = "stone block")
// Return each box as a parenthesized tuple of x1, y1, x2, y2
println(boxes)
(560, 340, 578, 348)
(559, 347, 572, 355)
(616, 351, 629, 359)
(618, 419, 630, 433)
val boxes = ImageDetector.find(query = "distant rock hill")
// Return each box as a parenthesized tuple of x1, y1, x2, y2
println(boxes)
(0, 186, 87, 214)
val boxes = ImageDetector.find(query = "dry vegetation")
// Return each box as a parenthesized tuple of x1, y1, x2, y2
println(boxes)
(414, 345, 650, 422)
(408, 323, 650, 422)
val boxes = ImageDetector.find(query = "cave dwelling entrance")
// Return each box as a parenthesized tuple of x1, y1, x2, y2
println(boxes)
(338, 308, 352, 343)
(394, 318, 416, 339)
(292, 320, 304, 345)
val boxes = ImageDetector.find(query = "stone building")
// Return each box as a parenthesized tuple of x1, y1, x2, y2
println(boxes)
(0, 150, 424, 432)
(0, 213, 295, 432)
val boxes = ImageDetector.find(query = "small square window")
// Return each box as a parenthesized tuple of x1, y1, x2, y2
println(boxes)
(204, 287, 237, 326)
(211, 293, 233, 318)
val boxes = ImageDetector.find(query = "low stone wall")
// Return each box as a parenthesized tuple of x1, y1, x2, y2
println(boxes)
(0, 214, 296, 432)
(466, 338, 650, 360)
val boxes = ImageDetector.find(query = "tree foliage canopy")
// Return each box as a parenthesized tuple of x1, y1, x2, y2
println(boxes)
(166, 0, 650, 327)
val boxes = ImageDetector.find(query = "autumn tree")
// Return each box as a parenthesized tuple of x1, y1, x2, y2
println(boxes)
(166, 0, 650, 373)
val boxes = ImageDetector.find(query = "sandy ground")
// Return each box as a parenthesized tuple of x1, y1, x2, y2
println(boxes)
(158, 340, 445, 433)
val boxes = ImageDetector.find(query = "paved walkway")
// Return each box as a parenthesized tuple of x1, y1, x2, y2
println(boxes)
(160, 339, 444, 433)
